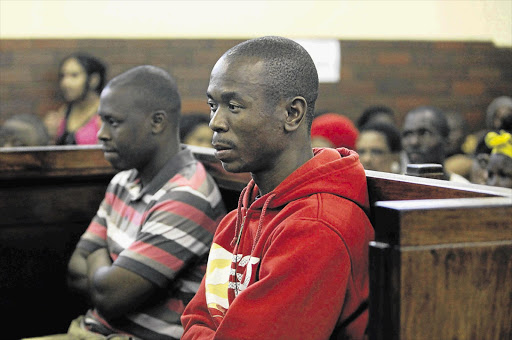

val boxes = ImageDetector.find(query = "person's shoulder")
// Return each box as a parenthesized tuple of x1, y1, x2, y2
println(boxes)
(298, 192, 372, 234)
(173, 156, 220, 190)
(281, 193, 368, 228)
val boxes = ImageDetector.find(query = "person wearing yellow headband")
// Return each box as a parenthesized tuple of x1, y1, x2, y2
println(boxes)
(485, 130, 512, 188)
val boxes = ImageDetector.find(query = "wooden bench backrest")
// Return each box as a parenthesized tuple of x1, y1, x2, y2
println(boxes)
(1, 145, 511, 339)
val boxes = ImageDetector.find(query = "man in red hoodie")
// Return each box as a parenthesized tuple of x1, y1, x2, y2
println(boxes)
(181, 36, 374, 340)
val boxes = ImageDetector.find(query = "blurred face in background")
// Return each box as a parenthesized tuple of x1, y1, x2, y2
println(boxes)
(0, 121, 40, 147)
(356, 130, 398, 172)
(446, 114, 466, 156)
(184, 123, 214, 148)
(402, 111, 446, 164)
(486, 153, 512, 188)
(493, 106, 512, 131)
(59, 58, 89, 103)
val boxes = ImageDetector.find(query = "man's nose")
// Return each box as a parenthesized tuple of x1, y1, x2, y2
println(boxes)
(209, 109, 228, 133)
(360, 152, 372, 164)
(97, 122, 110, 141)
(405, 133, 421, 147)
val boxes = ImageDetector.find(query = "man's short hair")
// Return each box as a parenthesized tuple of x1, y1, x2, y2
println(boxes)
(223, 36, 319, 128)
(357, 105, 395, 129)
(107, 65, 181, 121)
(360, 121, 402, 152)
(1, 113, 50, 146)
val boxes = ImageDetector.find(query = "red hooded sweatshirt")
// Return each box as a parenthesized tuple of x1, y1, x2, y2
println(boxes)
(181, 148, 374, 340)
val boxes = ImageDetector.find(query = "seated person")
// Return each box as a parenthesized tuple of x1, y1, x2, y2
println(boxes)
(468, 130, 492, 185)
(310, 112, 359, 149)
(485, 130, 512, 189)
(179, 112, 213, 148)
(181, 36, 374, 340)
(463, 95, 512, 175)
(356, 104, 396, 129)
(444, 111, 472, 179)
(0, 113, 50, 147)
(24, 65, 226, 340)
(402, 105, 469, 182)
(356, 121, 402, 173)
(486, 96, 512, 132)
(44, 53, 107, 145)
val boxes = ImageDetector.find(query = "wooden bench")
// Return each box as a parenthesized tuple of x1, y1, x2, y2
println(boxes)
(1, 145, 510, 339)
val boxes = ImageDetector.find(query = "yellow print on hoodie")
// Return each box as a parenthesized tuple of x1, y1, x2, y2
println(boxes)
(205, 243, 260, 319)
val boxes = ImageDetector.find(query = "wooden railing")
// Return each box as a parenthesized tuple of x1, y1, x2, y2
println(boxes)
(1, 146, 510, 339)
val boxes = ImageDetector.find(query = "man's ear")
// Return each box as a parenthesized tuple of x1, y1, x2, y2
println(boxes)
(88, 73, 100, 91)
(151, 111, 168, 134)
(284, 96, 307, 132)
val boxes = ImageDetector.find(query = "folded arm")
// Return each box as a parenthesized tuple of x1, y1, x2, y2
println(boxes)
(86, 247, 155, 320)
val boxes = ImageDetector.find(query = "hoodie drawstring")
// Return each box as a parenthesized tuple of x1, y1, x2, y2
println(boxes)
(230, 186, 248, 247)
(250, 193, 275, 255)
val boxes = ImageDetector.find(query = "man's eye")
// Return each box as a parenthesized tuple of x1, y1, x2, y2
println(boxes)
(207, 101, 218, 111)
(419, 129, 432, 137)
(108, 118, 119, 127)
(228, 103, 241, 111)
(371, 149, 385, 156)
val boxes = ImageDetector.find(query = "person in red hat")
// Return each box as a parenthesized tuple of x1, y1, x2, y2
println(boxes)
(311, 112, 359, 149)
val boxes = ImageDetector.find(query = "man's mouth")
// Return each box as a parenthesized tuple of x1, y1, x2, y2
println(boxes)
(212, 142, 234, 160)
(102, 145, 117, 153)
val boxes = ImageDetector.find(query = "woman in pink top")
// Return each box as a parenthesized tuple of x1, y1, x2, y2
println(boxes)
(45, 53, 107, 145)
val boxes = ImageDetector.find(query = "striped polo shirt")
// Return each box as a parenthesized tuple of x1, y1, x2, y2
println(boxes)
(76, 147, 226, 340)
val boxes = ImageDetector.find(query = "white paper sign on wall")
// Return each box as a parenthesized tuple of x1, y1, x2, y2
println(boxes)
(294, 39, 341, 83)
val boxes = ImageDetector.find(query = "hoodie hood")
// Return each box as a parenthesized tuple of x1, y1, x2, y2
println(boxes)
(230, 147, 369, 248)
(242, 147, 369, 212)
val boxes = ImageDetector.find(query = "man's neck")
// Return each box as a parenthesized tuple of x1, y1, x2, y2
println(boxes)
(253, 146, 314, 196)
(139, 142, 181, 188)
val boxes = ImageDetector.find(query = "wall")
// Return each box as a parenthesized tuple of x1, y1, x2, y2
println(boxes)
(1, 38, 511, 131)
(1, 1, 511, 130)
(1, 1, 511, 47)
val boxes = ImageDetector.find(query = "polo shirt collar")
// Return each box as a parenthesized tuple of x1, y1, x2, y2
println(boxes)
(127, 146, 196, 201)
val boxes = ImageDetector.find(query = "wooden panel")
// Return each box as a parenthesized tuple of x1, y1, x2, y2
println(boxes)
(0, 178, 110, 225)
(374, 197, 512, 246)
(369, 241, 512, 340)
(0, 145, 116, 178)
(399, 242, 512, 340)
(369, 197, 512, 340)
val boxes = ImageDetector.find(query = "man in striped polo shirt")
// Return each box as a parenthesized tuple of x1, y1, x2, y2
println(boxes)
(26, 65, 226, 340)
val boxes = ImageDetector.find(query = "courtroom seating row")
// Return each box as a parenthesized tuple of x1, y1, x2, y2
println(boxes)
(1, 145, 510, 339)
